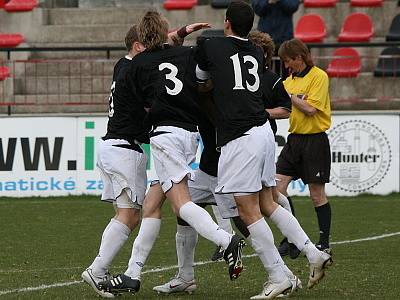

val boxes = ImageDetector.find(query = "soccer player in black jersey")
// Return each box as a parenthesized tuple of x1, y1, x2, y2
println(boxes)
(81, 25, 148, 298)
(195, 2, 300, 298)
(98, 11, 245, 296)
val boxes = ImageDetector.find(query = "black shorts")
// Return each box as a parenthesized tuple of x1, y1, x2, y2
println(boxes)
(276, 132, 331, 184)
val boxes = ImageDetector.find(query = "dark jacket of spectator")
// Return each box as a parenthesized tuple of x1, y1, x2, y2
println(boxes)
(252, 0, 300, 46)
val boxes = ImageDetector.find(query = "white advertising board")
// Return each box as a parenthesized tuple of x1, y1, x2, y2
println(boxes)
(0, 114, 398, 197)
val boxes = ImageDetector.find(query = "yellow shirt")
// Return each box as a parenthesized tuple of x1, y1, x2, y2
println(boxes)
(283, 66, 331, 134)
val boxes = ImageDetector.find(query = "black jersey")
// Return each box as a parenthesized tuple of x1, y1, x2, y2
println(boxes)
(196, 36, 268, 146)
(198, 114, 219, 177)
(127, 45, 201, 130)
(104, 56, 149, 144)
(261, 69, 291, 135)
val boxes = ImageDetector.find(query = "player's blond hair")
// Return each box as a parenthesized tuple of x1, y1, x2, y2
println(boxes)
(278, 38, 314, 67)
(248, 30, 275, 68)
(138, 10, 169, 50)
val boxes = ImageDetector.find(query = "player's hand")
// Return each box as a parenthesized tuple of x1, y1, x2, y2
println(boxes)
(186, 23, 211, 34)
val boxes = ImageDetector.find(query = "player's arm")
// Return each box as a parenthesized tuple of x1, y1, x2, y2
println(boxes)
(266, 107, 290, 119)
(265, 76, 291, 119)
(168, 23, 210, 46)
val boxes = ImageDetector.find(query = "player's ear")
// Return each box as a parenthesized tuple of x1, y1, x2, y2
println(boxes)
(133, 41, 145, 53)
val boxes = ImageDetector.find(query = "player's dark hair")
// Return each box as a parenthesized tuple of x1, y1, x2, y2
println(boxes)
(125, 25, 139, 52)
(138, 10, 169, 50)
(225, 1, 254, 38)
(278, 38, 314, 67)
(248, 30, 275, 68)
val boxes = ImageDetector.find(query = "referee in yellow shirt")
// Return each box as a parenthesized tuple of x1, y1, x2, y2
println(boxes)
(276, 38, 332, 254)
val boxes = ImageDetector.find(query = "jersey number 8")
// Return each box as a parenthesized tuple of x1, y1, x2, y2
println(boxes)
(159, 62, 183, 96)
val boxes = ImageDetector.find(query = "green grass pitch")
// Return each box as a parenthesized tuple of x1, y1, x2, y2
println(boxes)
(0, 194, 399, 299)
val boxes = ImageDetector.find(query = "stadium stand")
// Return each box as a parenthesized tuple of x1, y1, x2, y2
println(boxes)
(0, 33, 24, 47)
(350, 0, 383, 7)
(373, 46, 400, 76)
(0, 66, 10, 80)
(211, 0, 232, 8)
(326, 47, 361, 77)
(163, 0, 197, 10)
(294, 14, 326, 42)
(337, 13, 374, 42)
(303, 0, 337, 8)
(386, 14, 400, 41)
(1, 0, 400, 114)
(3, 0, 38, 12)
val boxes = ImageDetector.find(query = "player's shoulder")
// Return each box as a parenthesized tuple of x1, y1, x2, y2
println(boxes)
(114, 56, 133, 78)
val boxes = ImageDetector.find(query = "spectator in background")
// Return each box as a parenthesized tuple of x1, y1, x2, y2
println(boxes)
(252, 0, 300, 78)
(277, 39, 333, 260)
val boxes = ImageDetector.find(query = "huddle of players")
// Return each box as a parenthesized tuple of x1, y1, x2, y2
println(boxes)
(81, 1, 333, 299)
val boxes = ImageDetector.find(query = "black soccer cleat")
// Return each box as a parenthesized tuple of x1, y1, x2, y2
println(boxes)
(278, 238, 289, 257)
(98, 274, 140, 295)
(211, 245, 225, 262)
(223, 234, 246, 280)
(288, 242, 301, 259)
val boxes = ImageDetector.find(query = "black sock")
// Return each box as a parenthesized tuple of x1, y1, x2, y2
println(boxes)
(287, 196, 296, 217)
(315, 202, 331, 247)
(232, 216, 250, 239)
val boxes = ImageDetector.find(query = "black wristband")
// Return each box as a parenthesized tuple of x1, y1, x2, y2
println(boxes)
(177, 25, 188, 38)
(265, 110, 271, 120)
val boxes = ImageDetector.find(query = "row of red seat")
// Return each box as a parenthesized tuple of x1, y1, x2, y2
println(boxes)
(163, 0, 384, 10)
(295, 12, 374, 43)
(0, 0, 38, 12)
(304, 0, 383, 8)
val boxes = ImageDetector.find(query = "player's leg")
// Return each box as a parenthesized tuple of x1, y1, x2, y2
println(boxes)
(153, 216, 198, 295)
(83, 139, 145, 298)
(150, 126, 244, 280)
(210, 203, 234, 261)
(310, 183, 331, 251)
(99, 183, 166, 295)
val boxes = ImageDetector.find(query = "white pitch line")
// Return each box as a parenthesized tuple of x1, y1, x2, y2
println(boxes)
(1, 231, 399, 297)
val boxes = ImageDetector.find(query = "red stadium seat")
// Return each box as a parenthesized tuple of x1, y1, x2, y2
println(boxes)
(163, 0, 197, 10)
(350, 0, 383, 7)
(0, 33, 24, 47)
(326, 47, 361, 77)
(4, 0, 38, 12)
(303, 0, 337, 8)
(294, 14, 326, 42)
(0, 0, 5, 9)
(337, 13, 374, 42)
(0, 66, 10, 81)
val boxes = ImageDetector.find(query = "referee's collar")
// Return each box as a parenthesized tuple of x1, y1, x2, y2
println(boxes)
(292, 66, 312, 78)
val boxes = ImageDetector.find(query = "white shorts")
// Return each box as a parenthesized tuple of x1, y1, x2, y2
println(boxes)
(189, 168, 239, 219)
(97, 138, 147, 209)
(216, 121, 276, 194)
(150, 126, 200, 193)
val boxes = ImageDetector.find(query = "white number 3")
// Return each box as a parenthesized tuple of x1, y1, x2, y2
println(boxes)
(159, 62, 183, 96)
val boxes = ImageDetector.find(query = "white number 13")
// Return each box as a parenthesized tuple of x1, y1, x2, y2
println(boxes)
(230, 53, 260, 92)
(159, 62, 183, 96)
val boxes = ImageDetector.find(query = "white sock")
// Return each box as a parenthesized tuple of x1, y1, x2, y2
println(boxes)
(125, 218, 161, 280)
(276, 193, 292, 214)
(179, 202, 231, 249)
(212, 205, 233, 234)
(269, 205, 320, 262)
(247, 218, 290, 283)
(176, 225, 198, 281)
(90, 218, 131, 277)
